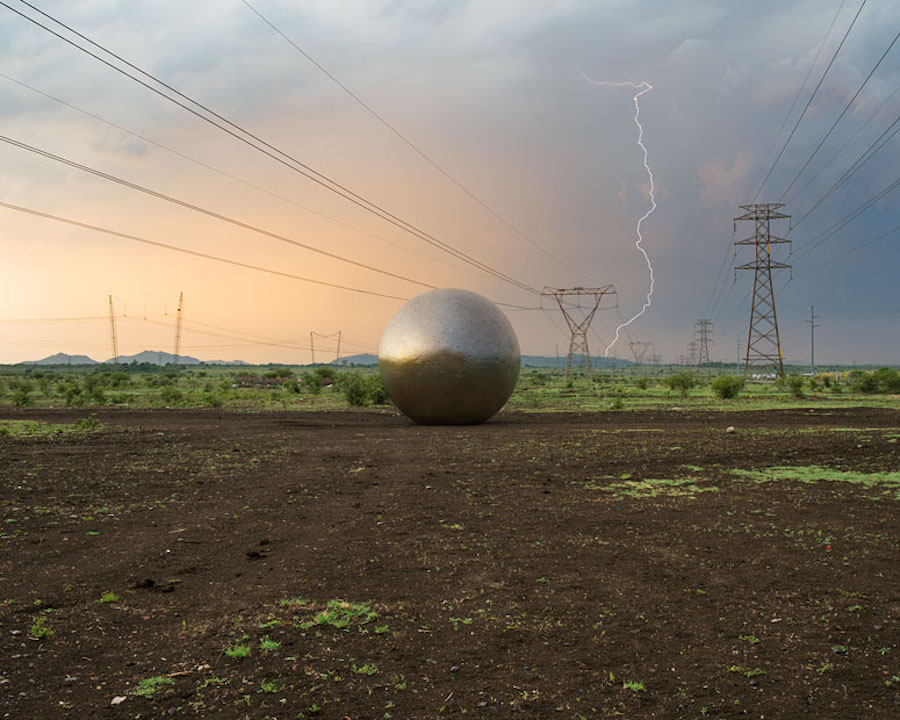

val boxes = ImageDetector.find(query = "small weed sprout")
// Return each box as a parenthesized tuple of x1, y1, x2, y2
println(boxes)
(131, 675, 175, 698)
(29, 615, 53, 639)
(259, 635, 280, 652)
(224, 643, 251, 659)
(98, 592, 119, 604)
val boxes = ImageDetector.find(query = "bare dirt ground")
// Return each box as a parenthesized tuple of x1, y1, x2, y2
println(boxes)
(1, 406, 898, 719)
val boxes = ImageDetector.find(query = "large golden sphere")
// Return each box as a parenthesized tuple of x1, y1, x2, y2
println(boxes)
(378, 288, 520, 425)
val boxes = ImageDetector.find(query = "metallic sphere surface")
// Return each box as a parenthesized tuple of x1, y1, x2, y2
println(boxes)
(379, 288, 520, 425)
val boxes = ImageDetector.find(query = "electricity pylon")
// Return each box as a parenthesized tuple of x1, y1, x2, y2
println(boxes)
(310, 331, 342, 364)
(694, 318, 713, 373)
(734, 203, 791, 379)
(108, 295, 119, 365)
(627, 341, 652, 365)
(542, 286, 616, 378)
(172, 292, 183, 365)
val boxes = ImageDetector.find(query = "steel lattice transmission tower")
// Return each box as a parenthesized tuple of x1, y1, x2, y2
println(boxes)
(172, 292, 184, 366)
(543, 286, 616, 378)
(734, 203, 791, 379)
(310, 331, 342, 365)
(627, 341, 652, 365)
(694, 319, 713, 373)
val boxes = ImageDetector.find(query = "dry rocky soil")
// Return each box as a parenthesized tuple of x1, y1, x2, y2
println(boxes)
(0, 406, 898, 719)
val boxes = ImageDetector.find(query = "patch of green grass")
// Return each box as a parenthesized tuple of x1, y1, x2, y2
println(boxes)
(259, 635, 280, 652)
(739, 634, 760, 645)
(731, 465, 900, 499)
(130, 675, 175, 698)
(623, 680, 645, 691)
(29, 615, 53, 639)
(729, 665, 765, 678)
(260, 679, 281, 693)
(0, 417, 104, 437)
(278, 596, 312, 608)
(586, 476, 718, 498)
(352, 663, 378, 676)
(98, 592, 119, 604)
(303, 600, 378, 630)
(224, 643, 251, 659)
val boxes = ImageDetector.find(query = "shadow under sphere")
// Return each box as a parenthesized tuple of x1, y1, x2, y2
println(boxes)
(378, 289, 520, 425)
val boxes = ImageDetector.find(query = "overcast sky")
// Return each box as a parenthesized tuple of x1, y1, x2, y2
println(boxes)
(0, 0, 898, 365)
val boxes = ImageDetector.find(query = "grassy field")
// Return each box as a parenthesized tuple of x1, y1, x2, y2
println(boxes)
(0, 363, 896, 413)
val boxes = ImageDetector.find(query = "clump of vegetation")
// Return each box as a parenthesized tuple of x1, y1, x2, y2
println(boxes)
(711, 374, 743, 399)
(130, 675, 175, 698)
(341, 373, 370, 406)
(786, 375, 806, 399)
(263, 367, 294, 380)
(224, 643, 251, 659)
(302, 599, 378, 630)
(29, 615, 53, 639)
(850, 367, 900, 394)
(664, 372, 698, 399)
(98, 592, 119, 604)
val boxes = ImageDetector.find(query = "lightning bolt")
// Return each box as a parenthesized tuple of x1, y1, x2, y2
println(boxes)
(582, 76, 657, 356)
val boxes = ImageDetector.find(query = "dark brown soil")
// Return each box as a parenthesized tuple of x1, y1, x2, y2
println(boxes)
(1, 407, 898, 719)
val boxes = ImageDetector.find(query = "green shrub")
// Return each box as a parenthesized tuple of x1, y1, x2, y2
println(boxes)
(159, 385, 184, 404)
(633, 377, 650, 390)
(342, 373, 370, 407)
(314, 366, 336, 380)
(786, 375, 806, 399)
(872, 367, 900, 393)
(664, 372, 697, 399)
(301, 372, 323, 395)
(711, 375, 743, 399)
(282, 379, 301, 394)
(367, 374, 390, 405)
(263, 367, 294, 379)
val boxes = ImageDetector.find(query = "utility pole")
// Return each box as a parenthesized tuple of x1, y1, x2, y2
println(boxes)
(108, 295, 119, 365)
(694, 319, 713, 373)
(335, 330, 342, 365)
(310, 331, 316, 365)
(734, 203, 791, 379)
(172, 292, 183, 366)
(542, 286, 616, 379)
(737, 340, 743, 368)
(804, 306, 820, 376)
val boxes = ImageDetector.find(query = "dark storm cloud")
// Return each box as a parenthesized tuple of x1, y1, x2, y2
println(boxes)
(0, 0, 897, 363)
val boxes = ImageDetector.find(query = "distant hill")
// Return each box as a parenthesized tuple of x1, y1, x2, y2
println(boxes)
(335, 353, 631, 368)
(25, 352, 98, 365)
(104, 351, 250, 366)
(335, 353, 378, 366)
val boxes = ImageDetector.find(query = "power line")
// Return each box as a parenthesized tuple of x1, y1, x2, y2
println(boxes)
(0, 199, 412, 301)
(789, 110, 900, 232)
(2, 0, 540, 296)
(753, 0, 868, 200)
(794, 222, 900, 277)
(779, 26, 900, 200)
(0, 134, 437, 291)
(792, 175, 900, 262)
(240, 0, 597, 286)
(784, 81, 900, 206)
(746, 0, 847, 200)
(0, 71, 481, 278)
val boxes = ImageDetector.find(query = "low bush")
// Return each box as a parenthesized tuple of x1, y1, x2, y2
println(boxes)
(664, 372, 697, 399)
(786, 375, 806, 399)
(711, 375, 743, 399)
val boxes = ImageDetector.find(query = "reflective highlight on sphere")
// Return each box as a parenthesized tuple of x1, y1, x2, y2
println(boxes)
(379, 289, 520, 425)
